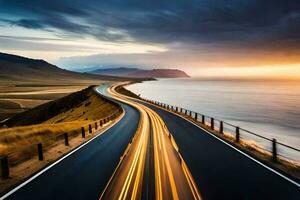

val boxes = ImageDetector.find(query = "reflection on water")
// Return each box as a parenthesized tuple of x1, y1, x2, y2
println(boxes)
(126, 78, 300, 160)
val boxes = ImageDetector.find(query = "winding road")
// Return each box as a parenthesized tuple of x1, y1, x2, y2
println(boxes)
(1, 83, 299, 200)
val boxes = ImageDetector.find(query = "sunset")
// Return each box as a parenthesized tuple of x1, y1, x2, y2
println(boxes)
(1, 0, 300, 78)
(0, 1, 299, 200)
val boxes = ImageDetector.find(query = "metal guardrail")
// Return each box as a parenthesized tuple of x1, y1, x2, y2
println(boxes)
(0, 108, 122, 179)
(143, 98, 300, 164)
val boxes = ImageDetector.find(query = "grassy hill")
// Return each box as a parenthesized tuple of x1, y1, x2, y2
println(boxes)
(0, 52, 151, 121)
(2, 86, 118, 127)
(0, 52, 137, 84)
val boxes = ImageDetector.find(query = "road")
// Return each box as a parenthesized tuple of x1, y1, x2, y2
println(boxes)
(1, 84, 140, 200)
(100, 84, 201, 200)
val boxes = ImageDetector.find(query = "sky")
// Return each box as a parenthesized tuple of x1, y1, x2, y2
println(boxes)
(0, 0, 300, 78)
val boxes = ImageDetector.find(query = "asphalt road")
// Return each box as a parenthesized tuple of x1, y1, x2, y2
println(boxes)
(141, 102, 300, 200)
(101, 85, 200, 199)
(2, 85, 140, 200)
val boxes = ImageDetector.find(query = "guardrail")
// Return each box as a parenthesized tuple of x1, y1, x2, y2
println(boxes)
(0, 108, 122, 179)
(142, 99, 300, 165)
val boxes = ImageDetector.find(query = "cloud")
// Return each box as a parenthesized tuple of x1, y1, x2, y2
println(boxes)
(0, 0, 299, 69)
(0, 0, 299, 46)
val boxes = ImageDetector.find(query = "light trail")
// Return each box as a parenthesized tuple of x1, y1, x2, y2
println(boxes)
(99, 83, 202, 200)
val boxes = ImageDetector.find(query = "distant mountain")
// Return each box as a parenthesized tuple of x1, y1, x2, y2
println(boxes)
(0, 52, 145, 83)
(90, 67, 190, 78)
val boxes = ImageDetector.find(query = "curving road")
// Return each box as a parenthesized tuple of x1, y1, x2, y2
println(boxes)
(100, 84, 201, 200)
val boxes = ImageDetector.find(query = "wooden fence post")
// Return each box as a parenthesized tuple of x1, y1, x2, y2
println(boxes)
(220, 121, 223, 134)
(81, 127, 85, 138)
(37, 143, 43, 161)
(64, 133, 69, 146)
(202, 115, 205, 124)
(272, 139, 277, 162)
(95, 122, 98, 130)
(89, 124, 92, 134)
(236, 127, 240, 142)
(0, 156, 9, 179)
(211, 118, 214, 130)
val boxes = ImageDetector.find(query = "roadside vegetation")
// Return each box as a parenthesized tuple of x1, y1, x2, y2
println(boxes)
(0, 85, 122, 193)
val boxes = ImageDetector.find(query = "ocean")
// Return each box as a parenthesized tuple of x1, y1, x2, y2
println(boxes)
(126, 78, 300, 161)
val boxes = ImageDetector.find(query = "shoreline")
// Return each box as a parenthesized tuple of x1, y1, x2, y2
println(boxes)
(120, 83, 300, 181)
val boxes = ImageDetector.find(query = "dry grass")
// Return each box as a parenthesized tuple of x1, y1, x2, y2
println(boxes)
(0, 85, 123, 193)
(0, 87, 120, 162)
(0, 115, 121, 194)
(0, 80, 109, 120)
(0, 121, 91, 159)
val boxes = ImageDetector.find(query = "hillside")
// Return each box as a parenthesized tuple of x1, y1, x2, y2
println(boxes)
(1, 86, 118, 127)
(0, 52, 151, 121)
(0, 52, 150, 84)
(90, 67, 190, 78)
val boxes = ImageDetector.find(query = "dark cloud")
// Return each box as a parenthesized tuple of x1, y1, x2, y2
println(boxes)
(0, 0, 299, 49)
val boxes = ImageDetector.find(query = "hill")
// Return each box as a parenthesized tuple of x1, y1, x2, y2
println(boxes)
(90, 67, 190, 78)
(2, 86, 118, 127)
(0, 52, 152, 121)
(0, 52, 135, 83)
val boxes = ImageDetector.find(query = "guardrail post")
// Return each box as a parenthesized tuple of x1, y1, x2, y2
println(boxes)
(185, 110, 187, 115)
(100, 120, 103, 127)
(180, 108, 183, 113)
(104, 119, 106, 124)
(64, 133, 69, 146)
(95, 122, 98, 130)
(190, 111, 192, 116)
(81, 127, 85, 138)
(89, 124, 92, 134)
(0, 156, 9, 179)
(236, 127, 240, 142)
(211, 118, 214, 130)
(195, 113, 198, 121)
(37, 143, 43, 161)
(202, 115, 205, 124)
(272, 139, 277, 162)
(220, 121, 223, 134)
(176, 107, 178, 112)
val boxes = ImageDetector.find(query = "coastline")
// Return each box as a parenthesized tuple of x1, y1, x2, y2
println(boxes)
(120, 82, 300, 180)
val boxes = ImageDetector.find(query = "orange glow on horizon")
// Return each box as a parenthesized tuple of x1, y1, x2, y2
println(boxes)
(191, 64, 300, 80)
